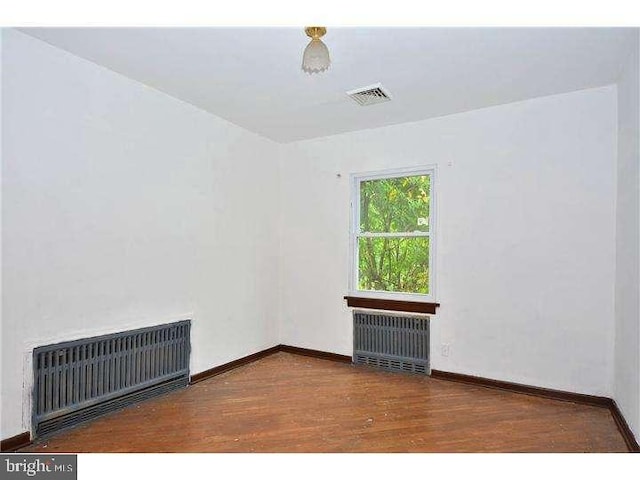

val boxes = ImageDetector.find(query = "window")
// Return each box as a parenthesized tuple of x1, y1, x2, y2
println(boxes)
(350, 167, 435, 302)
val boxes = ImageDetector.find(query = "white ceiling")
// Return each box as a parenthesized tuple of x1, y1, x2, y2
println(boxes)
(20, 27, 637, 143)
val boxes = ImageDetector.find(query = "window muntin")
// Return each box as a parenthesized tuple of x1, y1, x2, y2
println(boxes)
(352, 169, 435, 300)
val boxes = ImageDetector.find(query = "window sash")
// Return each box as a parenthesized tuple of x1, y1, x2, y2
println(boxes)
(350, 167, 436, 301)
(357, 231, 430, 238)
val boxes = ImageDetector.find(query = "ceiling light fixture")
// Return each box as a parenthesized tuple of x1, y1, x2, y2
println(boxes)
(302, 26, 330, 74)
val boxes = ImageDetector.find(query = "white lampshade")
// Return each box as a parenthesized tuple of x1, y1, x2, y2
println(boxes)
(302, 28, 331, 74)
(302, 38, 331, 73)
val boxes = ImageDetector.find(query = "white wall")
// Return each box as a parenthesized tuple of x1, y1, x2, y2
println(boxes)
(1, 29, 281, 439)
(0, 28, 5, 438)
(614, 31, 640, 440)
(279, 86, 618, 397)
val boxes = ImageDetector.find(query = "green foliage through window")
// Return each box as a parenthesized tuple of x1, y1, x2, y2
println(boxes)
(357, 174, 431, 294)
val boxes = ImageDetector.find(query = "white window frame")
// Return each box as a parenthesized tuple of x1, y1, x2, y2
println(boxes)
(349, 165, 437, 302)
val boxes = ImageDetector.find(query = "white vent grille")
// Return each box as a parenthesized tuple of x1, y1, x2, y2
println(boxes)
(346, 83, 392, 106)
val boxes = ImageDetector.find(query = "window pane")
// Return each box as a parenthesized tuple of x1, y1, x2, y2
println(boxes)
(358, 236, 429, 294)
(360, 175, 430, 233)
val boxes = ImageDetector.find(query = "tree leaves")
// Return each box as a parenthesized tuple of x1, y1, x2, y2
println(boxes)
(358, 175, 431, 294)
(358, 237, 429, 294)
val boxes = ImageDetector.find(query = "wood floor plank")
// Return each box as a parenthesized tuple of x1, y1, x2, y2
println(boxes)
(22, 352, 629, 453)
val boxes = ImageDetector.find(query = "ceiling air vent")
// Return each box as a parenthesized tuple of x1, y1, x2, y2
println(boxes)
(346, 83, 392, 106)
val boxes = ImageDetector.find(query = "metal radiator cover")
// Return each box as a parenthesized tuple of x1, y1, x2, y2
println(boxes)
(353, 311, 429, 375)
(32, 320, 191, 437)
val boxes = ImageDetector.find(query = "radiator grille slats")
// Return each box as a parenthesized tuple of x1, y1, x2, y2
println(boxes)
(36, 376, 188, 437)
(33, 320, 190, 437)
(353, 312, 429, 375)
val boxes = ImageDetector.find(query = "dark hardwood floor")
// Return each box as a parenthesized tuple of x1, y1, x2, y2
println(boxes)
(22, 352, 629, 453)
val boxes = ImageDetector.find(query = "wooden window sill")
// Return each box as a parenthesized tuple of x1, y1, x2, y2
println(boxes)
(343, 296, 440, 314)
